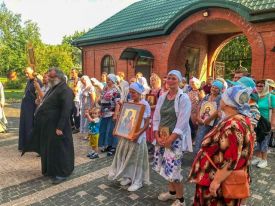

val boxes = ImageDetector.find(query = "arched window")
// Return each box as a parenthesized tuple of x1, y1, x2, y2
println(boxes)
(101, 55, 115, 74)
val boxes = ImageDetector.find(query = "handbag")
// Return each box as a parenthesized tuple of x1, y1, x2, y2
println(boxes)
(204, 152, 250, 199)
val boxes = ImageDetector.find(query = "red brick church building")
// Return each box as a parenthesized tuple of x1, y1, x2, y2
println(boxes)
(73, 0, 275, 81)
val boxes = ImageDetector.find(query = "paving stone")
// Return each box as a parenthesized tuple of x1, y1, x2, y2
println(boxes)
(95, 194, 107, 202)
(1, 103, 275, 205)
(128, 193, 139, 200)
(98, 184, 110, 190)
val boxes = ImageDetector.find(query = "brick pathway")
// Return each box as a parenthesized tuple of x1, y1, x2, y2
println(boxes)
(0, 103, 274, 206)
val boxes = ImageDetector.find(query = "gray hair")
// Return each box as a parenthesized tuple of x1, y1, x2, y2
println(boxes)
(48, 67, 66, 82)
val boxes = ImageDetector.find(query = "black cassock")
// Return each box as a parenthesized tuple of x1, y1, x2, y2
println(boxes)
(19, 79, 41, 150)
(23, 81, 75, 177)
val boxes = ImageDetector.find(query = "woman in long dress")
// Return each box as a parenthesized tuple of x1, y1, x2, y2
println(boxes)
(108, 82, 151, 192)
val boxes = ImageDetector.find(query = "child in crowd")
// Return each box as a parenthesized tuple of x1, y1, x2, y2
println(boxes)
(85, 107, 101, 159)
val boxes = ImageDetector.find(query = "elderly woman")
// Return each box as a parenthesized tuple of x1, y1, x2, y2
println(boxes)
(153, 70, 192, 206)
(252, 80, 275, 168)
(99, 74, 121, 156)
(108, 82, 151, 191)
(79, 75, 96, 134)
(194, 80, 223, 153)
(189, 85, 254, 206)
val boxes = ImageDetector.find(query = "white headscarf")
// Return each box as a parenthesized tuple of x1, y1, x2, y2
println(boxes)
(190, 77, 201, 89)
(137, 77, 150, 94)
(91, 77, 104, 90)
(81, 75, 92, 88)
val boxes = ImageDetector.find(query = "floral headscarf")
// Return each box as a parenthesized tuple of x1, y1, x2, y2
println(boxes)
(222, 85, 252, 117)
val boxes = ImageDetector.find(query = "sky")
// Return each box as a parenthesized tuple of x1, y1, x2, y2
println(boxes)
(2, 0, 139, 45)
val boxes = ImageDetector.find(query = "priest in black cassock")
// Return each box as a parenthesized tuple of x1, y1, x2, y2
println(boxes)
(23, 68, 75, 184)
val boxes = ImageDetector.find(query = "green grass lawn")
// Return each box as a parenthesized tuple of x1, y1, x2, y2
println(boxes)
(4, 89, 24, 102)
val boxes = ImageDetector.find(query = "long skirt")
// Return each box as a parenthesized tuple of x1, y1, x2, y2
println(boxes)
(194, 185, 241, 206)
(108, 138, 150, 185)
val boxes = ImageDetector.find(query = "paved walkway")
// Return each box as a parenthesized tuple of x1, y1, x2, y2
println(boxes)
(0, 103, 274, 205)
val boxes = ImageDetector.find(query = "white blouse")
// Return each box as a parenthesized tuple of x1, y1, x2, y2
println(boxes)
(153, 89, 193, 152)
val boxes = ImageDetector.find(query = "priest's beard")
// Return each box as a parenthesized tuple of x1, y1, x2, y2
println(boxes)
(48, 77, 61, 88)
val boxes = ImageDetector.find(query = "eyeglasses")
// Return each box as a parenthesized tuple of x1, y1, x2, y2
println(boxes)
(256, 85, 264, 88)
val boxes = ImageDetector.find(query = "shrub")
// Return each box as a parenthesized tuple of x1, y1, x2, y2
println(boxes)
(4, 80, 23, 89)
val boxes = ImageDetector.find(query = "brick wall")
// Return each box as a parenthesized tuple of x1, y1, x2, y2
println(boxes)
(81, 8, 275, 81)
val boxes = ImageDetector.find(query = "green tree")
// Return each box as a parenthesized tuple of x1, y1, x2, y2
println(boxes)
(62, 30, 86, 68)
(0, 3, 42, 76)
(217, 35, 252, 79)
(0, 3, 83, 77)
(34, 44, 74, 75)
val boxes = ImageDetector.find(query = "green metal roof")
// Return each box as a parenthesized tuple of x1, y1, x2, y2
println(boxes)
(73, 0, 275, 47)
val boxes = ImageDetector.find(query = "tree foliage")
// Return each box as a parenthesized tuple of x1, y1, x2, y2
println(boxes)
(0, 3, 84, 76)
(62, 30, 86, 69)
(217, 35, 252, 79)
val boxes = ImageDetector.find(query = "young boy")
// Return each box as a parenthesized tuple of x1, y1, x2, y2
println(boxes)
(85, 107, 101, 159)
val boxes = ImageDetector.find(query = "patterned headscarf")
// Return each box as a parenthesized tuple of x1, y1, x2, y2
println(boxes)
(107, 74, 117, 84)
(222, 85, 252, 117)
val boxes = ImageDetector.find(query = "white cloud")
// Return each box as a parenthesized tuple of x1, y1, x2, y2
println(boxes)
(3, 0, 139, 44)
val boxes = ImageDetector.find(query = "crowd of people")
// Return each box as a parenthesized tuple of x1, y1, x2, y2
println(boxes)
(1, 65, 274, 206)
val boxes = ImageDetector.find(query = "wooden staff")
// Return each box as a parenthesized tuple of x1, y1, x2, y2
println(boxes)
(27, 42, 36, 73)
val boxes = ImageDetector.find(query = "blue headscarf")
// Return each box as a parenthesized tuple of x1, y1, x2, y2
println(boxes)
(212, 80, 224, 92)
(168, 70, 182, 82)
(130, 82, 145, 94)
(221, 85, 252, 117)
